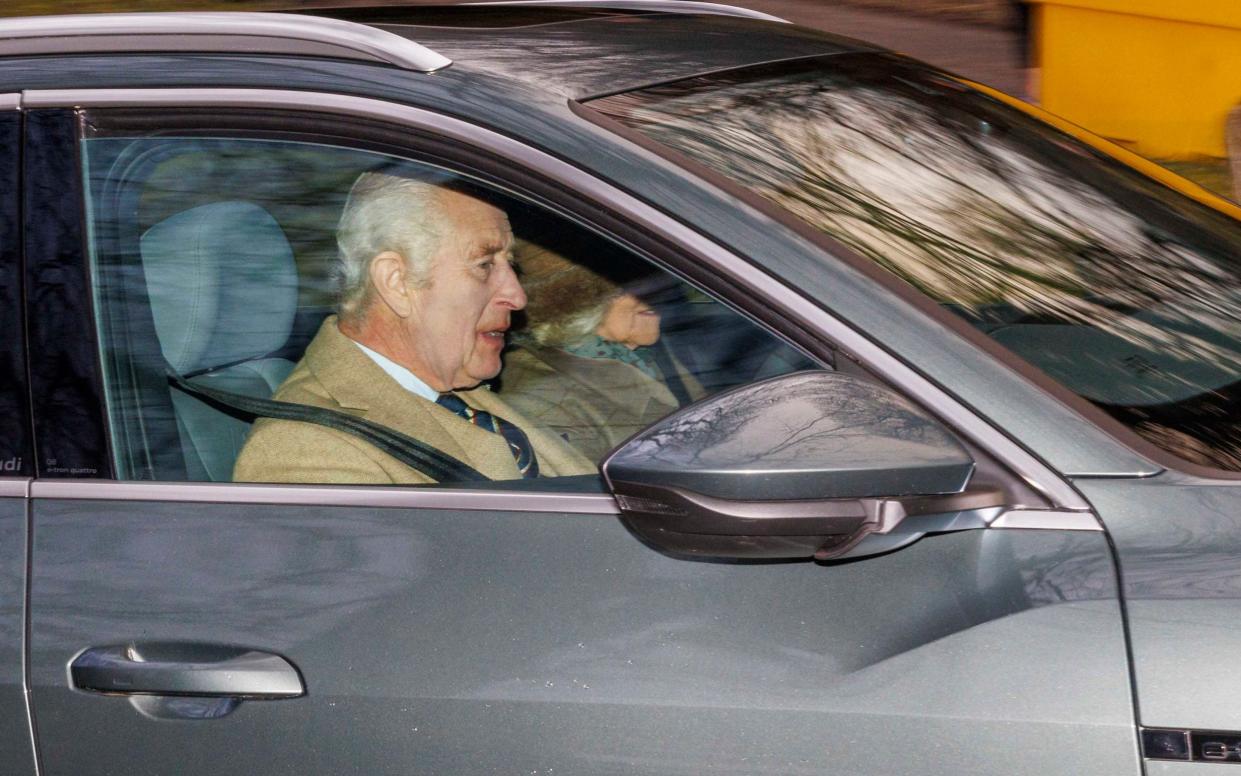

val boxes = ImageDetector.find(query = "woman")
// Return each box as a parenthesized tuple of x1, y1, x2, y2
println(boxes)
(499, 236, 704, 462)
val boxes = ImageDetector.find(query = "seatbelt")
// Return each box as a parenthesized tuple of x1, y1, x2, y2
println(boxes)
(167, 372, 490, 483)
(651, 341, 693, 407)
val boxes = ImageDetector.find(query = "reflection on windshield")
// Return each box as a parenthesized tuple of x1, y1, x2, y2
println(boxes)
(592, 55, 1241, 470)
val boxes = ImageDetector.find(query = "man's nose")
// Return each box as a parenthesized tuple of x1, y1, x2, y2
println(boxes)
(495, 263, 527, 310)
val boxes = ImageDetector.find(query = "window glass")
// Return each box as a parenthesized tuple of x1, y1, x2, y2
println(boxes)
(591, 55, 1241, 471)
(84, 134, 815, 487)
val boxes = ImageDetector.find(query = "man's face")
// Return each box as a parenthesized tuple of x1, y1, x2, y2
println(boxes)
(407, 189, 523, 391)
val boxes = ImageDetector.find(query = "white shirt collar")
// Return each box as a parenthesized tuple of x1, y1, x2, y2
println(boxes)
(352, 340, 440, 403)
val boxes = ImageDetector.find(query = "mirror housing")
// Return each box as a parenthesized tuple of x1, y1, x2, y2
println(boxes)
(602, 371, 1001, 560)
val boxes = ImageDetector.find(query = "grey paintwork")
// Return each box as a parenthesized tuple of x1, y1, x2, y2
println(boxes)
(606, 371, 974, 500)
(1076, 474, 1241, 732)
(0, 494, 35, 776)
(30, 498, 1137, 775)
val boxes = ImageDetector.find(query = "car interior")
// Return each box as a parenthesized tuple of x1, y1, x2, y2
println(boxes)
(85, 135, 816, 484)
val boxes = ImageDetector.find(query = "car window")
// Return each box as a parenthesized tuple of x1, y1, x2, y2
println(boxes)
(590, 54, 1241, 472)
(82, 134, 816, 487)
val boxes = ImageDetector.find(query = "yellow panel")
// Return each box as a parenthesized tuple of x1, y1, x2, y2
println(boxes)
(962, 77, 1241, 223)
(1041, 0, 1241, 29)
(1035, 1, 1241, 158)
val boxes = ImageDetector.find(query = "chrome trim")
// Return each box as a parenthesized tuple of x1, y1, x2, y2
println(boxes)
(0, 13, 451, 72)
(0, 479, 29, 498)
(30, 480, 622, 513)
(0, 94, 19, 111)
(466, 0, 788, 23)
(988, 509, 1101, 531)
(21, 86, 1089, 516)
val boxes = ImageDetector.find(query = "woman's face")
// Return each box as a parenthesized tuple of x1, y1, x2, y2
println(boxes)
(597, 293, 661, 349)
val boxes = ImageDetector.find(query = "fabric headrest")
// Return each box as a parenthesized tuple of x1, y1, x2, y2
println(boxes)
(141, 202, 298, 374)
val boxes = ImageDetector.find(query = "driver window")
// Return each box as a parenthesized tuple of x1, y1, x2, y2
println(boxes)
(83, 134, 817, 488)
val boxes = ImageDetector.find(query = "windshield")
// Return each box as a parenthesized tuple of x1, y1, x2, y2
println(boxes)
(590, 54, 1241, 471)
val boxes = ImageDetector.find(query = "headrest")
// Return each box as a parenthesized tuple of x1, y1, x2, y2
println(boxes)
(141, 202, 298, 374)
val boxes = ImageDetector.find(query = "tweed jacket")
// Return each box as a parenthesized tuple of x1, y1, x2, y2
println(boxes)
(233, 318, 594, 485)
(498, 343, 705, 463)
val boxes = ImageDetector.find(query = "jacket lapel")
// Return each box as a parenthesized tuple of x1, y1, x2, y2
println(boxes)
(301, 318, 518, 476)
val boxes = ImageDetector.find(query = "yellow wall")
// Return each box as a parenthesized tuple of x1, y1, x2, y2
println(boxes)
(1035, 0, 1241, 159)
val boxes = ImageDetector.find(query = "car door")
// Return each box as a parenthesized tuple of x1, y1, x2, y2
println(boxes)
(0, 93, 36, 776)
(24, 92, 1140, 776)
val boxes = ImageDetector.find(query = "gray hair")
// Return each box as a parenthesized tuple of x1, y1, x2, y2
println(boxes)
(335, 170, 452, 319)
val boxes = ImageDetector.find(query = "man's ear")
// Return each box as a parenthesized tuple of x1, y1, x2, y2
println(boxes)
(368, 251, 413, 318)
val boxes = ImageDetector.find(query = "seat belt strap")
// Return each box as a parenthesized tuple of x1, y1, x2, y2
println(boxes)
(168, 373, 490, 483)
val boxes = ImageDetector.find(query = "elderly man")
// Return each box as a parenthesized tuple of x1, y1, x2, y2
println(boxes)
(234, 172, 593, 484)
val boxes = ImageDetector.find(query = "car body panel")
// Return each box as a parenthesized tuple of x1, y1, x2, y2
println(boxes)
(1077, 475, 1241, 731)
(0, 494, 34, 776)
(30, 497, 1138, 775)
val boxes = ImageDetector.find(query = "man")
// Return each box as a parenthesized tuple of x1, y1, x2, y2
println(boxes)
(234, 171, 593, 484)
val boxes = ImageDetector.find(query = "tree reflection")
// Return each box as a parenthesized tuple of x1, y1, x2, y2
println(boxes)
(624, 372, 963, 471)
(597, 62, 1241, 468)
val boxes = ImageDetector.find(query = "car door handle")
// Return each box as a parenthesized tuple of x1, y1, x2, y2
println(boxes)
(71, 643, 304, 699)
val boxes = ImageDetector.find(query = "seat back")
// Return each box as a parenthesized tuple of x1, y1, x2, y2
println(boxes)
(141, 201, 299, 481)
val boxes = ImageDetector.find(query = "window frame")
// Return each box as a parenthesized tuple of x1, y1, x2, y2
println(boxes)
(0, 94, 31, 487)
(23, 86, 1089, 516)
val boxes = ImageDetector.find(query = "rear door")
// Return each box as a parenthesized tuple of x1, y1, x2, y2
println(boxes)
(25, 91, 1139, 776)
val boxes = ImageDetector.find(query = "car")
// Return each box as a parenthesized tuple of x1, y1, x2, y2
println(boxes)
(1, 2, 1240, 773)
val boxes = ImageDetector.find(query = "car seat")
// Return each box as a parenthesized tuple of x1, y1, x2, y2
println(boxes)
(141, 201, 299, 482)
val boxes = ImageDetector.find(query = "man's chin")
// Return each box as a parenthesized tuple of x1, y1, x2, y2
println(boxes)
(457, 362, 502, 389)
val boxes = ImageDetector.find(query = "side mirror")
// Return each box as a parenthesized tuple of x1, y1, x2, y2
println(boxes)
(602, 371, 1004, 561)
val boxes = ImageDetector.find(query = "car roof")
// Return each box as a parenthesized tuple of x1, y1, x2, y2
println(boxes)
(0, 4, 877, 102)
(332, 3, 877, 99)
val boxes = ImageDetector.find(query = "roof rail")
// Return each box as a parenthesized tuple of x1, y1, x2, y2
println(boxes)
(0, 12, 452, 72)
(466, 0, 788, 23)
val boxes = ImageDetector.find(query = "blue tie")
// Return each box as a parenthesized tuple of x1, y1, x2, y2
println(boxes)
(436, 393, 540, 478)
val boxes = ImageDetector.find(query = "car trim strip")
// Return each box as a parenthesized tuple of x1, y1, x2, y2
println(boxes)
(0, 479, 29, 498)
(0, 13, 452, 73)
(18, 86, 1091, 516)
(29, 480, 623, 513)
(987, 509, 1101, 531)
(0, 94, 18, 111)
